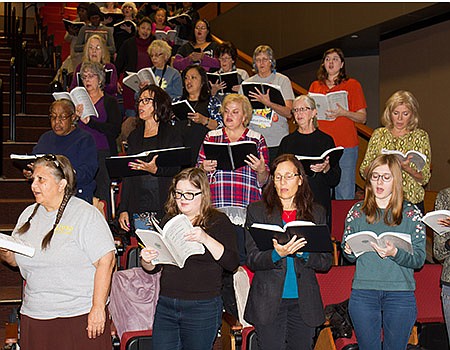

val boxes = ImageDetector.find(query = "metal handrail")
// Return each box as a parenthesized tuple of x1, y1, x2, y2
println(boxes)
(20, 41, 27, 114)
(9, 58, 16, 142)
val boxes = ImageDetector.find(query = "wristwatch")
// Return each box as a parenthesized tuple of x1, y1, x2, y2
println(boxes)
(204, 118, 209, 127)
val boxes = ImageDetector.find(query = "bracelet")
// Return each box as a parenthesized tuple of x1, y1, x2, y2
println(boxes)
(204, 118, 209, 127)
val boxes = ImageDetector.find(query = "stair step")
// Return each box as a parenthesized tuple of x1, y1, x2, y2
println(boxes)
(0, 179, 33, 199)
(3, 91, 53, 104)
(2, 126, 50, 143)
(2, 114, 49, 128)
(0, 73, 54, 85)
(1, 158, 32, 178)
(0, 198, 34, 226)
(0, 66, 55, 77)
(3, 101, 52, 115)
(2, 142, 37, 157)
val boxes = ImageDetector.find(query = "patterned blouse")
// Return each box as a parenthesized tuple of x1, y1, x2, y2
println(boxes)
(360, 127, 431, 204)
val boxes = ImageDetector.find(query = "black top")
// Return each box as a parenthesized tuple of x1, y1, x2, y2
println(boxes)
(118, 122, 183, 219)
(278, 129, 341, 223)
(159, 210, 239, 300)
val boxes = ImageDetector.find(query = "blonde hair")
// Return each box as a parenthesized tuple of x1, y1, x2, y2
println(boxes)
(361, 154, 404, 226)
(121, 2, 137, 17)
(83, 34, 110, 64)
(220, 94, 253, 127)
(147, 40, 172, 62)
(381, 90, 420, 131)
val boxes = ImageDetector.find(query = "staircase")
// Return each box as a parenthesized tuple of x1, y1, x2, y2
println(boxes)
(0, 33, 54, 343)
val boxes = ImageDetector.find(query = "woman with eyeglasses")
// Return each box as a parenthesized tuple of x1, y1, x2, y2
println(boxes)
(0, 154, 116, 350)
(242, 45, 295, 164)
(70, 34, 118, 96)
(278, 95, 341, 225)
(244, 153, 332, 349)
(147, 40, 182, 100)
(173, 19, 220, 73)
(209, 41, 250, 102)
(78, 61, 121, 217)
(360, 90, 431, 214)
(115, 16, 153, 118)
(112, 2, 138, 54)
(27, 99, 98, 203)
(309, 48, 367, 200)
(173, 65, 223, 167)
(118, 85, 183, 232)
(140, 167, 239, 350)
(342, 154, 426, 350)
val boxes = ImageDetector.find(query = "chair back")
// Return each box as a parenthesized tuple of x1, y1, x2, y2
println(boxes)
(316, 265, 355, 306)
(331, 200, 360, 243)
(414, 263, 444, 323)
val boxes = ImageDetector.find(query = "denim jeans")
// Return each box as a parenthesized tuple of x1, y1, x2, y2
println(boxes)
(152, 295, 222, 350)
(335, 146, 358, 200)
(442, 284, 450, 345)
(349, 289, 417, 350)
(255, 299, 315, 350)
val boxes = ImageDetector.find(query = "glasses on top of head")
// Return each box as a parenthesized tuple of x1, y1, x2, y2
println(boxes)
(49, 113, 73, 122)
(291, 107, 311, 114)
(173, 190, 202, 201)
(40, 154, 64, 175)
(138, 97, 154, 105)
(370, 173, 393, 183)
(273, 172, 300, 182)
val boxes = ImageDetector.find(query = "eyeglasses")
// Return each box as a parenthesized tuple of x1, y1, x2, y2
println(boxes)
(123, 5, 133, 9)
(273, 172, 300, 182)
(49, 113, 72, 121)
(195, 26, 207, 30)
(370, 173, 393, 183)
(81, 73, 98, 81)
(255, 57, 270, 64)
(173, 191, 202, 201)
(292, 107, 311, 114)
(88, 45, 101, 51)
(138, 97, 154, 105)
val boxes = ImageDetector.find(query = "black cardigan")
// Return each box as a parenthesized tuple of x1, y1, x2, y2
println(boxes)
(118, 122, 183, 219)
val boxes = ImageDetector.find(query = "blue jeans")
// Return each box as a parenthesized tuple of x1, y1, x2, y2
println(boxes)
(152, 295, 222, 350)
(442, 284, 450, 345)
(335, 146, 358, 200)
(349, 289, 417, 350)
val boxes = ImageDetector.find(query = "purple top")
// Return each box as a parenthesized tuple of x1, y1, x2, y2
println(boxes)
(79, 96, 109, 150)
(70, 62, 118, 96)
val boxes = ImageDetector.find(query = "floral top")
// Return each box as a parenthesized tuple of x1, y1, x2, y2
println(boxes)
(342, 201, 426, 291)
(360, 127, 431, 204)
(433, 187, 450, 285)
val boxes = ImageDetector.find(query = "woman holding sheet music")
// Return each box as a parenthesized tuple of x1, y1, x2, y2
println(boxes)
(309, 48, 367, 200)
(198, 93, 270, 265)
(360, 90, 431, 213)
(243, 45, 295, 163)
(0, 155, 115, 350)
(140, 167, 239, 350)
(78, 61, 121, 218)
(173, 65, 223, 167)
(115, 16, 153, 118)
(342, 154, 426, 350)
(70, 34, 118, 96)
(244, 154, 332, 349)
(278, 95, 341, 225)
(118, 85, 183, 232)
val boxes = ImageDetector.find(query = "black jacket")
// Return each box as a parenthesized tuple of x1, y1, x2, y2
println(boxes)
(244, 201, 332, 327)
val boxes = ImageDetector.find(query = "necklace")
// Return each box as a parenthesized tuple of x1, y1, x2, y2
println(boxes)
(283, 209, 296, 222)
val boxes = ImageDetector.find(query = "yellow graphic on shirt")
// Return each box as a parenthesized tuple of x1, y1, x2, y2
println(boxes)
(251, 107, 273, 128)
(55, 225, 74, 235)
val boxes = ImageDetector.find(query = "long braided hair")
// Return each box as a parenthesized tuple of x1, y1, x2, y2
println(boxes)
(17, 155, 77, 249)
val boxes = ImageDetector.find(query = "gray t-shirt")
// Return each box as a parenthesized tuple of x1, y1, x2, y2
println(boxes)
(14, 196, 115, 319)
(243, 72, 294, 147)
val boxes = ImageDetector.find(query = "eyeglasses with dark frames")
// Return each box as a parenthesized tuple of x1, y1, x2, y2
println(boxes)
(291, 107, 311, 114)
(49, 113, 73, 122)
(138, 97, 154, 105)
(173, 191, 202, 201)
(273, 172, 300, 182)
(39, 154, 65, 177)
(370, 173, 393, 183)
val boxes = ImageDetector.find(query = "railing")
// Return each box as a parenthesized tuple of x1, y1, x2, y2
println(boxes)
(9, 58, 17, 142)
(21, 3, 39, 36)
(19, 40, 28, 114)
